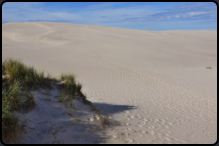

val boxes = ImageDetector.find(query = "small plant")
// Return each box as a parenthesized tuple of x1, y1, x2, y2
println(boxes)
(68, 99, 75, 108)
(57, 73, 82, 104)
(206, 66, 212, 69)
(74, 117, 80, 122)
(20, 91, 36, 113)
(59, 96, 67, 102)
(100, 118, 108, 126)
(59, 91, 68, 102)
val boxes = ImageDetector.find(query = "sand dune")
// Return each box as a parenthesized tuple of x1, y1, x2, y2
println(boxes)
(2, 22, 217, 144)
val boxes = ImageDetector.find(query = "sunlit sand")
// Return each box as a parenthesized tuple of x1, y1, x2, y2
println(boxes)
(2, 22, 217, 144)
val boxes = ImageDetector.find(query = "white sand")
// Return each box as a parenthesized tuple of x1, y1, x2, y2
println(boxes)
(2, 22, 217, 144)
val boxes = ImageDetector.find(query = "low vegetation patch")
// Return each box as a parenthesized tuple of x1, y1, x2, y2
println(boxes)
(2, 58, 108, 143)
(206, 66, 212, 69)
(2, 59, 54, 90)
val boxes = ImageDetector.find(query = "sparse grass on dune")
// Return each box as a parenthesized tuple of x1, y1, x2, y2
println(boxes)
(61, 74, 82, 94)
(2, 78, 35, 143)
(2, 59, 54, 90)
(2, 58, 51, 143)
(58, 73, 80, 100)
(2, 80, 22, 143)
(58, 74, 113, 128)
(2, 58, 110, 143)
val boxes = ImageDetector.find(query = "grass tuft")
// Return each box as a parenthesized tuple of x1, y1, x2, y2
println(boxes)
(74, 117, 80, 122)
(100, 118, 108, 126)
(57, 73, 82, 103)
(2, 58, 53, 90)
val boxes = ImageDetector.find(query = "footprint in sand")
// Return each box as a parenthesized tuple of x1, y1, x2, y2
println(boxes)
(167, 122, 173, 125)
(164, 138, 172, 141)
(126, 139, 134, 143)
(151, 126, 155, 129)
(130, 115, 135, 119)
(143, 118, 148, 122)
(156, 133, 162, 137)
(127, 128, 132, 131)
(145, 130, 155, 135)
(160, 122, 165, 125)
(126, 123, 130, 126)
(149, 131, 155, 135)
(154, 119, 159, 122)
(139, 122, 146, 126)
(139, 130, 146, 134)
(137, 115, 142, 119)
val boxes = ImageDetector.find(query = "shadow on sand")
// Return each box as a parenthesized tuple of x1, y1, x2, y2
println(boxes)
(4, 88, 137, 144)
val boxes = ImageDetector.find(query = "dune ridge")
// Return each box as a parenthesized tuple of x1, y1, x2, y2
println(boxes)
(2, 22, 217, 144)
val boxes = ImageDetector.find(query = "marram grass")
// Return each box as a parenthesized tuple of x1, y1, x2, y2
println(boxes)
(2, 58, 107, 143)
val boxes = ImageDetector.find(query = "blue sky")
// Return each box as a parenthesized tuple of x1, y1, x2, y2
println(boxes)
(2, 2, 217, 31)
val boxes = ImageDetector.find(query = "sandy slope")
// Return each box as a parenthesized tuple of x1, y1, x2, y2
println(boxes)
(2, 22, 217, 144)
(9, 82, 119, 144)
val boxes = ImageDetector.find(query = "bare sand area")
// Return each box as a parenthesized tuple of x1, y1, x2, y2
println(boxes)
(2, 22, 217, 144)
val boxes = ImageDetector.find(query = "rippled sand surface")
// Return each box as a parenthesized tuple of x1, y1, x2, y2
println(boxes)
(2, 22, 217, 144)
